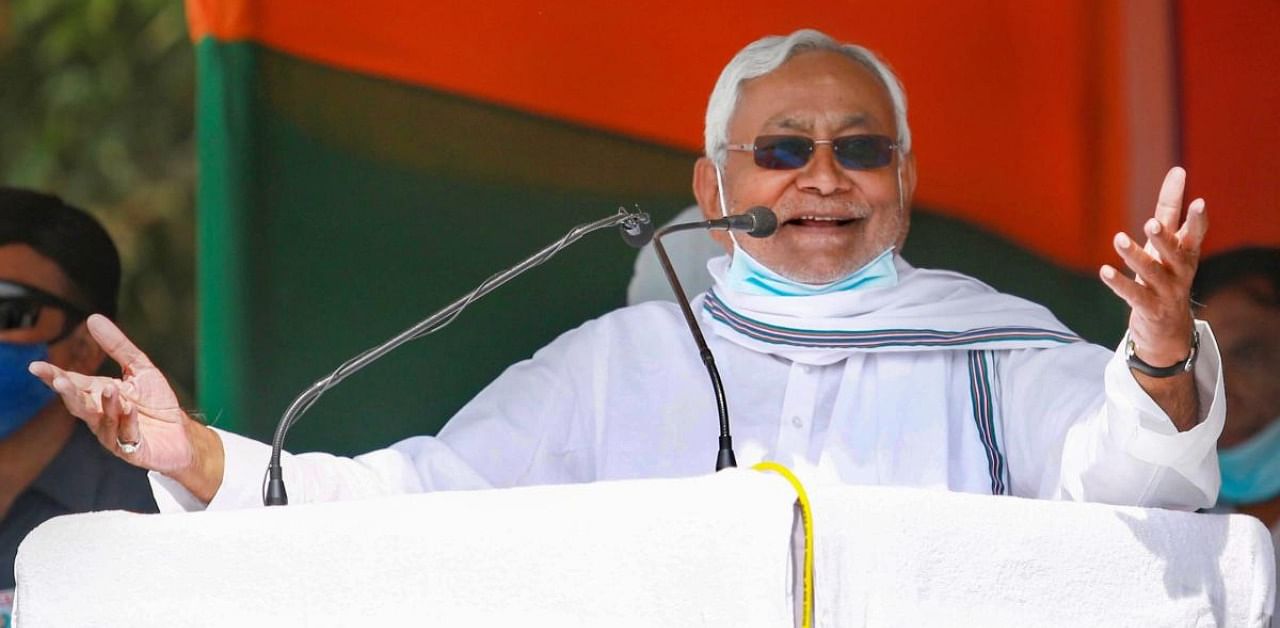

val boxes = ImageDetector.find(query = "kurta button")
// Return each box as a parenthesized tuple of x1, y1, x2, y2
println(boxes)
(791, 416, 804, 428)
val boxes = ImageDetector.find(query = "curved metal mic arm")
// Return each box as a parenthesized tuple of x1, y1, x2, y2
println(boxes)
(264, 207, 651, 505)
(651, 220, 737, 471)
(648, 206, 775, 472)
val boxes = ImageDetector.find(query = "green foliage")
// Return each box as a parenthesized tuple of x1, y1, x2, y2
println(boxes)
(0, 0, 196, 399)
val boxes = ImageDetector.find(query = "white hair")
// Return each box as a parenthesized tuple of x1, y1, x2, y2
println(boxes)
(704, 29, 912, 166)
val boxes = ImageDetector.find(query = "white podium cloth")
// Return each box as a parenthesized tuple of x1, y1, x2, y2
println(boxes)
(15, 473, 1274, 627)
(808, 485, 1275, 627)
(14, 470, 798, 627)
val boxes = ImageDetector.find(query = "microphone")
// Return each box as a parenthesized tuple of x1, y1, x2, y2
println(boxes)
(705, 205, 778, 238)
(650, 206, 778, 471)
(264, 206, 651, 505)
(618, 210, 655, 248)
(659, 205, 777, 240)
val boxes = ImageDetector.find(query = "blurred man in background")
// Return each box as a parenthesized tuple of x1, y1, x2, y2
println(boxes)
(0, 188, 157, 602)
(1193, 248, 1280, 528)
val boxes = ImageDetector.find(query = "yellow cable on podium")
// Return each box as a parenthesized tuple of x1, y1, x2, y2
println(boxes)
(753, 462, 814, 628)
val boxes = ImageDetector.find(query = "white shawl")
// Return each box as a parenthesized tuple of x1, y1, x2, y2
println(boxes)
(701, 255, 1082, 365)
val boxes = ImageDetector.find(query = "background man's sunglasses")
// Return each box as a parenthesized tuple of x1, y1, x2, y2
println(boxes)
(726, 134, 898, 171)
(0, 279, 89, 341)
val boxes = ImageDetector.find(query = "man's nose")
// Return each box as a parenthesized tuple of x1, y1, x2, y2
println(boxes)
(794, 144, 854, 196)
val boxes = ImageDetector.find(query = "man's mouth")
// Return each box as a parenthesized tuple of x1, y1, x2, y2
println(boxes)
(785, 215, 859, 228)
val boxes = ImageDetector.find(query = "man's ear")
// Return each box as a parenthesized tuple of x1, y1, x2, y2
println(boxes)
(900, 150, 918, 205)
(692, 157, 732, 252)
(895, 151, 918, 251)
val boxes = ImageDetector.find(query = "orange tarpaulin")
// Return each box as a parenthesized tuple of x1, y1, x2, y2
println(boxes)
(187, 0, 1280, 270)
(1179, 0, 1280, 252)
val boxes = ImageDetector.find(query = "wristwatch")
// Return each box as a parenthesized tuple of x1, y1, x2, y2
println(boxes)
(1125, 329, 1199, 377)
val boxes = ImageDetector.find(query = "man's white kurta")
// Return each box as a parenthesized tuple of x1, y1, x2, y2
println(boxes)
(152, 258, 1225, 512)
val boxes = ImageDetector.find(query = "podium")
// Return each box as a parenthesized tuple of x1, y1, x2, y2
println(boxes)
(13, 470, 1275, 627)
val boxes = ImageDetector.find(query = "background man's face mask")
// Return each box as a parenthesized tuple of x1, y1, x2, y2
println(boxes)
(0, 341, 55, 439)
(0, 279, 88, 439)
(1218, 415, 1280, 505)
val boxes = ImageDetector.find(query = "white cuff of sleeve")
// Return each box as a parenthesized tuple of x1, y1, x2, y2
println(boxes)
(148, 471, 206, 513)
(147, 427, 278, 513)
(1104, 319, 1224, 467)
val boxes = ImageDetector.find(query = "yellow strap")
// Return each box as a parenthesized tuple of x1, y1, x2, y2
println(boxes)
(753, 462, 814, 628)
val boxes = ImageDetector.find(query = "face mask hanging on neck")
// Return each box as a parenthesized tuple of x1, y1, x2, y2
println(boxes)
(0, 341, 56, 439)
(1218, 416, 1280, 505)
(713, 164, 900, 297)
(725, 244, 897, 297)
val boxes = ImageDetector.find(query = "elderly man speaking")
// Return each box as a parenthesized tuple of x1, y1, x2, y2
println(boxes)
(32, 29, 1221, 512)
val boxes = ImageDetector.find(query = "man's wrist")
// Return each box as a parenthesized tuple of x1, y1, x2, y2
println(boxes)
(1126, 329, 1199, 378)
(172, 417, 225, 504)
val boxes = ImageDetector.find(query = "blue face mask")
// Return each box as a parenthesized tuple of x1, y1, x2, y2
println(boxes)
(713, 164, 901, 297)
(725, 244, 898, 296)
(1218, 417, 1280, 505)
(0, 341, 55, 439)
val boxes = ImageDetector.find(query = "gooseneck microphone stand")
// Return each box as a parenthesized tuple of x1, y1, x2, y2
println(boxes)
(264, 207, 653, 505)
(650, 206, 777, 471)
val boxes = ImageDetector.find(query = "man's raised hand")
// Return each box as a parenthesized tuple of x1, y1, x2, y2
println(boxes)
(1100, 167, 1207, 368)
(29, 315, 222, 497)
(1099, 166, 1207, 430)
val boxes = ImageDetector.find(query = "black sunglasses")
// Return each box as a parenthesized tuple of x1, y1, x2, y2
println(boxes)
(0, 279, 90, 342)
(726, 134, 898, 171)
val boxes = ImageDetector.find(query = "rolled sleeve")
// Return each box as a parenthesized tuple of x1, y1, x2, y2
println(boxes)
(1106, 320, 1224, 469)
(148, 428, 275, 513)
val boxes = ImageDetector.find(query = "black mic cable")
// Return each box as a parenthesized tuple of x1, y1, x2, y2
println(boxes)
(264, 207, 653, 505)
(650, 206, 778, 471)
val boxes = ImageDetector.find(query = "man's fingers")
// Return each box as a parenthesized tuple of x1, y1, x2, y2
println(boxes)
(50, 375, 102, 419)
(117, 399, 142, 446)
(1176, 198, 1209, 252)
(1153, 166, 1186, 232)
(103, 384, 125, 423)
(1113, 232, 1170, 290)
(86, 314, 155, 371)
(94, 385, 122, 450)
(49, 375, 76, 398)
(28, 360, 62, 385)
(1100, 265, 1153, 310)
(58, 368, 102, 391)
(31, 361, 108, 394)
(1140, 219, 1192, 276)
